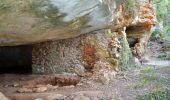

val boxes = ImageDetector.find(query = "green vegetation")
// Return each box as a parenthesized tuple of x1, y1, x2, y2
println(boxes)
(128, 66, 170, 100)
(158, 52, 170, 60)
(153, 0, 170, 42)
(124, 0, 138, 11)
(115, 0, 138, 12)
(150, 29, 164, 41)
(0, 1, 11, 12)
(119, 34, 136, 70)
(141, 66, 170, 83)
(137, 88, 170, 100)
(130, 66, 170, 89)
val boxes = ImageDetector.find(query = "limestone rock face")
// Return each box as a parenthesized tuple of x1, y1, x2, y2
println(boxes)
(32, 0, 156, 74)
(32, 29, 134, 74)
(32, 30, 112, 74)
(0, 0, 156, 75)
(0, 0, 124, 46)
(126, 2, 156, 58)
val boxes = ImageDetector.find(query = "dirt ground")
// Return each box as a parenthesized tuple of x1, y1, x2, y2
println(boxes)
(0, 42, 170, 100)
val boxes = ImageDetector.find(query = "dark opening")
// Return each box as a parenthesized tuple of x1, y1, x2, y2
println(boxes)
(126, 26, 140, 48)
(128, 38, 139, 47)
(0, 45, 32, 74)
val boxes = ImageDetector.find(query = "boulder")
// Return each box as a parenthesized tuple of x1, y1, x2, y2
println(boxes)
(0, 0, 123, 46)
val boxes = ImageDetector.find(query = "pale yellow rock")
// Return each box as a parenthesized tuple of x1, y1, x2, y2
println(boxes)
(17, 88, 33, 93)
(45, 94, 65, 100)
(33, 87, 47, 93)
(0, 92, 9, 100)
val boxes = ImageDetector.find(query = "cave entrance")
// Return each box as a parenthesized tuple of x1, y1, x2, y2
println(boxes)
(0, 45, 32, 74)
(126, 26, 141, 48)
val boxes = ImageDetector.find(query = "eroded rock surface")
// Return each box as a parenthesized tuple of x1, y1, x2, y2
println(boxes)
(31, 0, 156, 75)
(127, 2, 156, 59)
(0, 0, 156, 76)
(0, 0, 123, 46)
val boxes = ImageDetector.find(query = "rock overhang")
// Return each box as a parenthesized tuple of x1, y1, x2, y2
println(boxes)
(0, 0, 121, 46)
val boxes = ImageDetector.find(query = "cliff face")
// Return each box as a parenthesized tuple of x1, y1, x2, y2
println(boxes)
(32, 0, 156, 75)
(0, 0, 156, 75)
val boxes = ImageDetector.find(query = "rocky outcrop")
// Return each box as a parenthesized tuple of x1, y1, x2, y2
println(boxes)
(32, 30, 118, 74)
(0, 0, 124, 46)
(126, 1, 156, 59)
(0, 0, 156, 75)
(32, 28, 133, 75)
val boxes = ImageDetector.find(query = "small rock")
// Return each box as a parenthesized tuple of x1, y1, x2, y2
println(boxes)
(0, 92, 9, 100)
(108, 71, 116, 81)
(134, 57, 141, 65)
(100, 72, 110, 85)
(76, 83, 83, 86)
(74, 64, 85, 76)
(47, 85, 58, 91)
(45, 94, 66, 100)
(13, 83, 19, 87)
(62, 85, 75, 89)
(99, 71, 116, 84)
(35, 84, 46, 88)
(17, 88, 33, 93)
(33, 87, 47, 93)
(73, 95, 90, 100)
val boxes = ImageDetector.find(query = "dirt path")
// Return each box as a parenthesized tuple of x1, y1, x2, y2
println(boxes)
(0, 42, 170, 100)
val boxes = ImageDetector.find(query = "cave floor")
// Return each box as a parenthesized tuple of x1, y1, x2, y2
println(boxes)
(0, 42, 170, 100)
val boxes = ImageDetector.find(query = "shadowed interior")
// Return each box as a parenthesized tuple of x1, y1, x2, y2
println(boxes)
(0, 45, 32, 74)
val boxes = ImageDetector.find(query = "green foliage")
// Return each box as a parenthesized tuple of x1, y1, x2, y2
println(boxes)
(130, 66, 170, 89)
(141, 66, 170, 83)
(115, 0, 138, 12)
(150, 29, 164, 41)
(153, 0, 170, 42)
(133, 66, 170, 100)
(0, 1, 11, 12)
(124, 0, 138, 11)
(137, 88, 170, 100)
(154, 0, 169, 22)
(130, 78, 150, 89)
(158, 52, 170, 60)
(119, 34, 136, 70)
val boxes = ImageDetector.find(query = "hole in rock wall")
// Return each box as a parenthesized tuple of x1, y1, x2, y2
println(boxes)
(0, 45, 32, 74)
(126, 26, 140, 48)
